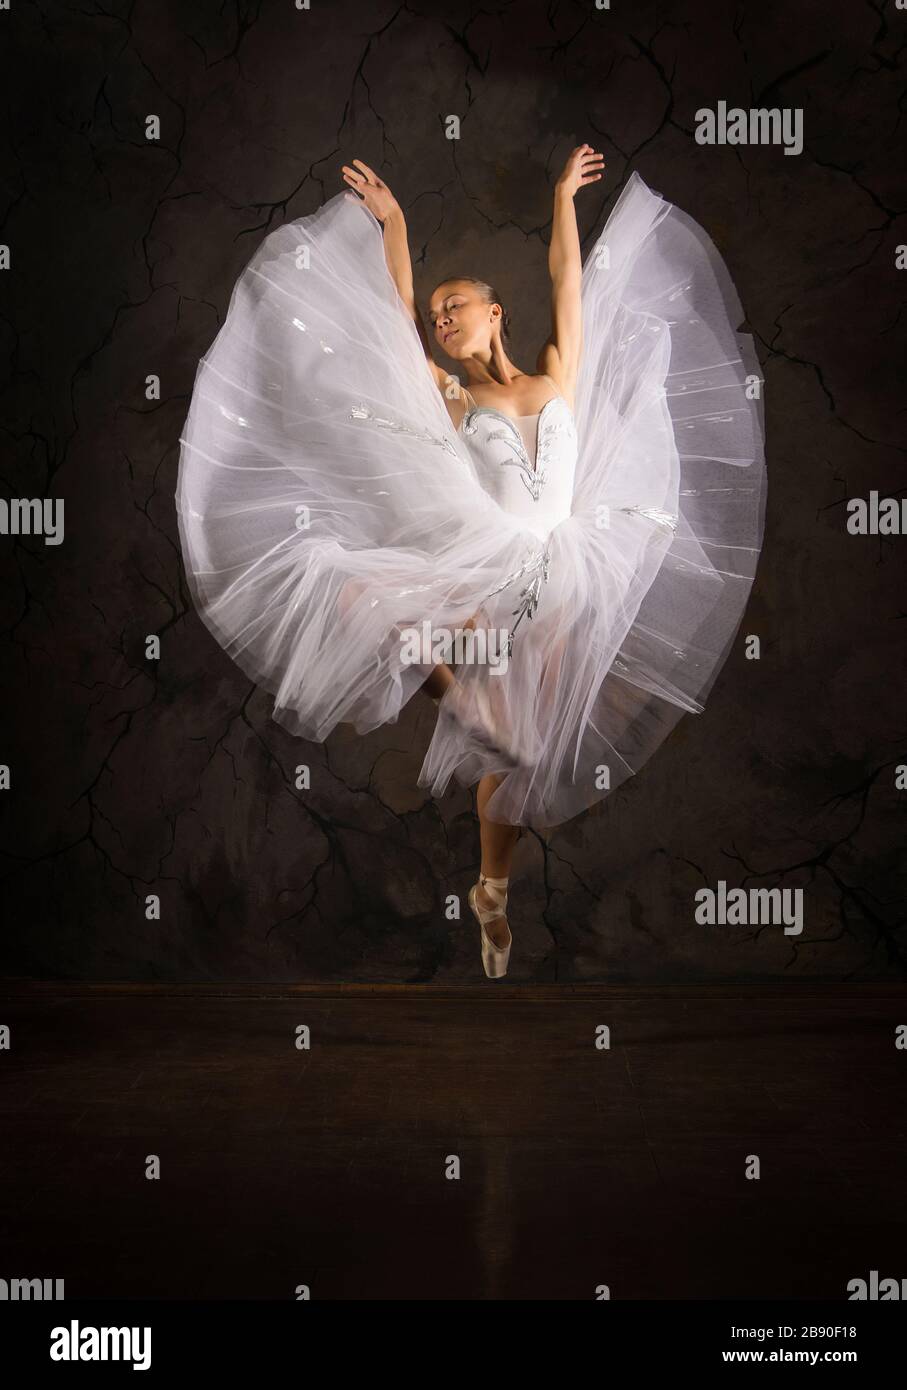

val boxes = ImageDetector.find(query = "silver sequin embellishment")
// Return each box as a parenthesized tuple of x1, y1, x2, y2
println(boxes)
(350, 401, 462, 459)
(506, 546, 551, 653)
(461, 397, 570, 502)
(618, 504, 679, 532)
(483, 544, 552, 655)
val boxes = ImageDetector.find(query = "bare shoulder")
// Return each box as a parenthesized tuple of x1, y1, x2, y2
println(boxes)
(427, 359, 472, 427)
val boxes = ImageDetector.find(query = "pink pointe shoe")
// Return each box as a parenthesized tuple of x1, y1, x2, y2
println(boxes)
(468, 874, 512, 979)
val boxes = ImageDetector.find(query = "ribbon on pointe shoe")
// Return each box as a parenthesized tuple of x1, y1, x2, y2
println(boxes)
(474, 874, 509, 922)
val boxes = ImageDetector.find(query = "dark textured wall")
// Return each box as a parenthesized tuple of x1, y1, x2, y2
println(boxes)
(1, 1, 903, 981)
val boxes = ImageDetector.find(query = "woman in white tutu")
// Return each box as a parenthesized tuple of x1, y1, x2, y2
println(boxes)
(176, 147, 766, 978)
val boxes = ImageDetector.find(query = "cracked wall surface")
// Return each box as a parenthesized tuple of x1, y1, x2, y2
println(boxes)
(1, 0, 904, 981)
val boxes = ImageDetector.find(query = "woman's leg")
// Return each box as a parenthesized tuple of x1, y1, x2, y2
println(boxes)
(424, 613, 518, 945)
(475, 773, 518, 947)
(420, 608, 481, 701)
(420, 661, 455, 701)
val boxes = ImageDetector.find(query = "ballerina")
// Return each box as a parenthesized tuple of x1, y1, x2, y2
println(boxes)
(341, 147, 605, 976)
(177, 148, 766, 979)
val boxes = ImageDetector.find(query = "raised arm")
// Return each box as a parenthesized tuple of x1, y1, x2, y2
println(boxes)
(536, 144, 605, 409)
(341, 160, 448, 390)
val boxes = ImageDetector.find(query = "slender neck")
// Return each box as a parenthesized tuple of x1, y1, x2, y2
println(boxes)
(461, 343, 522, 389)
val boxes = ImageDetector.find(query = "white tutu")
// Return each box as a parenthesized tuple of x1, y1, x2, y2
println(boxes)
(176, 171, 766, 828)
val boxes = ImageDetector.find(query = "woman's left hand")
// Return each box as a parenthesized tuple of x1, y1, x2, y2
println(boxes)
(556, 144, 606, 197)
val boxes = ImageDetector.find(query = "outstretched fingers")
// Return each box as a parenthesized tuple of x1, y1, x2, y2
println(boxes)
(351, 158, 381, 185)
(577, 145, 606, 184)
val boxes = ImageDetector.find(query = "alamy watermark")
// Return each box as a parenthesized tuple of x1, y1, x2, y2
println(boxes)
(846, 491, 906, 534)
(695, 101, 803, 156)
(399, 622, 510, 674)
(50, 1321, 151, 1370)
(694, 881, 803, 935)
(1, 1275, 65, 1300)
(847, 1270, 907, 1299)
(0, 497, 64, 545)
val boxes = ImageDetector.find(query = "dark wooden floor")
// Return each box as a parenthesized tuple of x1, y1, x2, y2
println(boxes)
(1, 984, 905, 1300)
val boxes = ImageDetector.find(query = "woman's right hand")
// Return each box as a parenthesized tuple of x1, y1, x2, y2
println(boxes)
(341, 160, 401, 224)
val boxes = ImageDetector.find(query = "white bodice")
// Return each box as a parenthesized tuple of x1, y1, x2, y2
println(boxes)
(458, 395, 578, 541)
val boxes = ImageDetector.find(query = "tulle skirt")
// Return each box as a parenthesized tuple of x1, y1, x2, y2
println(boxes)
(176, 171, 766, 828)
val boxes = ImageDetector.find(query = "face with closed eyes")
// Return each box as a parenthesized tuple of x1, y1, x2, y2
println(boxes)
(428, 280, 501, 358)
